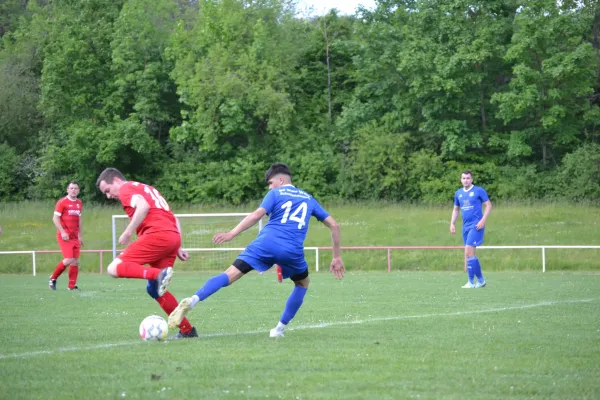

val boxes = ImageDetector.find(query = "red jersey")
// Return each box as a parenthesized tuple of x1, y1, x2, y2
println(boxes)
(54, 197, 83, 239)
(119, 181, 179, 236)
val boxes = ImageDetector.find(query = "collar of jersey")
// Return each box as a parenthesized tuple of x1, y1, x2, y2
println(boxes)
(462, 185, 474, 193)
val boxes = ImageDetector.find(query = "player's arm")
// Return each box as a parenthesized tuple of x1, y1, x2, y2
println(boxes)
(119, 195, 150, 245)
(175, 217, 189, 261)
(52, 211, 69, 240)
(476, 200, 492, 230)
(213, 208, 267, 244)
(450, 205, 460, 234)
(322, 215, 345, 279)
(78, 212, 84, 246)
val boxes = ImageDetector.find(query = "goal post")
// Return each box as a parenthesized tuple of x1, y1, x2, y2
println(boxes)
(111, 213, 264, 270)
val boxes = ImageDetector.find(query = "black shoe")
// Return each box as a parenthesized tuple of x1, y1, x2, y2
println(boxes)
(49, 279, 57, 291)
(68, 286, 79, 291)
(169, 326, 198, 340)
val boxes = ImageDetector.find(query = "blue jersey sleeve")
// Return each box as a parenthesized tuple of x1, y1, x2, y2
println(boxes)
(259, 190, 277, 215)
(454, 192, 460, 206)
(479, 187, 490, 202)
(311, 199, 329, 221)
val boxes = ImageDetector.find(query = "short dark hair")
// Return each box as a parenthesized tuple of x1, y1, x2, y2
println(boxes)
(265, 163, 292, 184)
(67, 181, 79, 188)
(96, 168, 126, 189)
(461, 170, 473, 177)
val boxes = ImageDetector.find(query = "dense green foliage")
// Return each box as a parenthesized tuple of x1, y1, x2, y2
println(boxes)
(1, 0, 599, 203)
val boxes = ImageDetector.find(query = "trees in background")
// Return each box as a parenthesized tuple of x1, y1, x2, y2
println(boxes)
(0, 0, 599, 202)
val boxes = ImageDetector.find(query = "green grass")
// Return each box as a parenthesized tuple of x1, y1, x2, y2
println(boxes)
(0, 202, 599, 273)
(1, 271, 599, 399)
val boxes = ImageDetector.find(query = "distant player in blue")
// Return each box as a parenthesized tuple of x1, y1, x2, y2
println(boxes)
(168, 163, 345, 337)
(450, 170, 492, 289)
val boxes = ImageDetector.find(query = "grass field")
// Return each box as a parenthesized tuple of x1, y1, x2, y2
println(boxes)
(0, 202, 599, 273)
(1, 271, 599, 399)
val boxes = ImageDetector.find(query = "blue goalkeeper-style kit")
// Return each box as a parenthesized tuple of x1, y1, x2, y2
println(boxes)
(454, 185, 489, 247)
(238, 185, 329, 278)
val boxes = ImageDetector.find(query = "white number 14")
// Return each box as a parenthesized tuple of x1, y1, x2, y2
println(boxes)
(280, 201, 307, 229)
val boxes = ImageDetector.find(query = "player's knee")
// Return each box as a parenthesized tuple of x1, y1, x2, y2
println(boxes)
(146, 280, 159, 299)
(296, 280, 309, 289)
(291, 271, 310, 288)
(225, 266, 244, 284)
(107, 260, 120, 277)
(465, 246, 476, 257)
(63, 258, 73, 266)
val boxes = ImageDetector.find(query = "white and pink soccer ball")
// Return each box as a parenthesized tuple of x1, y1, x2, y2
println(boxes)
(139, 315, 168, 341)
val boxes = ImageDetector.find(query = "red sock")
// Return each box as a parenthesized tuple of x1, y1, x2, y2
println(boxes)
(50, 261, 67, 280)
(157, 291, 193, 334)
(68, 266, 79, 288)
(116, 262, 160, 280)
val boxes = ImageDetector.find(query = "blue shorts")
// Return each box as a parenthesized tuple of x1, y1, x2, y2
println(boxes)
(237, 243, 308, 279)
(462, 226, 485, 247)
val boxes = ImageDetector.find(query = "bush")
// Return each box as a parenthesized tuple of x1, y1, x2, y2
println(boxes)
(339, 123, 411, 200)
(0, 143, 21, 200)
(558, 143, 600, 201)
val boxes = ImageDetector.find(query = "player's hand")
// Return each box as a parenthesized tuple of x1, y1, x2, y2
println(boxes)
(476, 220, 485, 230)
(79, 238, 84, 247)
(119, 230, 133, 245)
(329, 257, 345, 279)
(213, 232, 235, 244)
(450, 224, 456, 234)
(177, 248, 189, 261)
(61, 232, 69, 241)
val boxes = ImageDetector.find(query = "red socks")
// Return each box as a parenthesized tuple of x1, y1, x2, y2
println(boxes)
(50, 261, 67, 280)
(113, 264, 192, 334)
(115, 262, 160, 280)
(68, 266, 79, 289)
(157, 292, 193, 334)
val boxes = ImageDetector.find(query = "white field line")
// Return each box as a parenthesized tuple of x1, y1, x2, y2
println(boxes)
(0, 298, 593, 360)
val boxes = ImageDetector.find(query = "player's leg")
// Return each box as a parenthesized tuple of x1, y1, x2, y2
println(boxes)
(67, 241, 81, 290)
(465, 228, 486, 288)
(106, 234, 170, 280)
(168, 262, 248, 329)
(147, 237, 199, 338)
(146, 279, 198, 339)
(270, 267, 309, 338)
(50, 238, 74, 290)
(461, 228, 475, 288)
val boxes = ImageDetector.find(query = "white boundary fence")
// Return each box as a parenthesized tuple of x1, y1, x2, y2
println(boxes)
(1, 245, 599, 276)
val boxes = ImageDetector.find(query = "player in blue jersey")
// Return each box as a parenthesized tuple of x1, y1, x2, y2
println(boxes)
(450, 170, 492, 289)
(168, 163, 345, 337)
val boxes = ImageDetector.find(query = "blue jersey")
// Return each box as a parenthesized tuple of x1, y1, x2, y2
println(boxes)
(252, 185, 329, 255)
(454, 185, 489, 228)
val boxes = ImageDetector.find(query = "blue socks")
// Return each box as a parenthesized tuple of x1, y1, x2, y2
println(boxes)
(467, 256, 485, 283)
(280, 286, 308, 325)
(195, 273, 229, 301)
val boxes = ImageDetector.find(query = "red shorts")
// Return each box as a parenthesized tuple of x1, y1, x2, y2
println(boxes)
(57, 235, 81, 258)
(118, 231, 180, 269)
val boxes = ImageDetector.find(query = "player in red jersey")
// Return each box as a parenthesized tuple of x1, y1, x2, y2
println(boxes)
(96, 168, 197, 339)
(49, 181, 83, 291)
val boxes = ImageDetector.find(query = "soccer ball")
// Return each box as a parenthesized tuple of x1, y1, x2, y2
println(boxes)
(139, 315, 168, 341)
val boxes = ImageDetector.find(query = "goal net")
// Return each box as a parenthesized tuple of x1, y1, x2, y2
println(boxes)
(111, 213, 265, 271)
